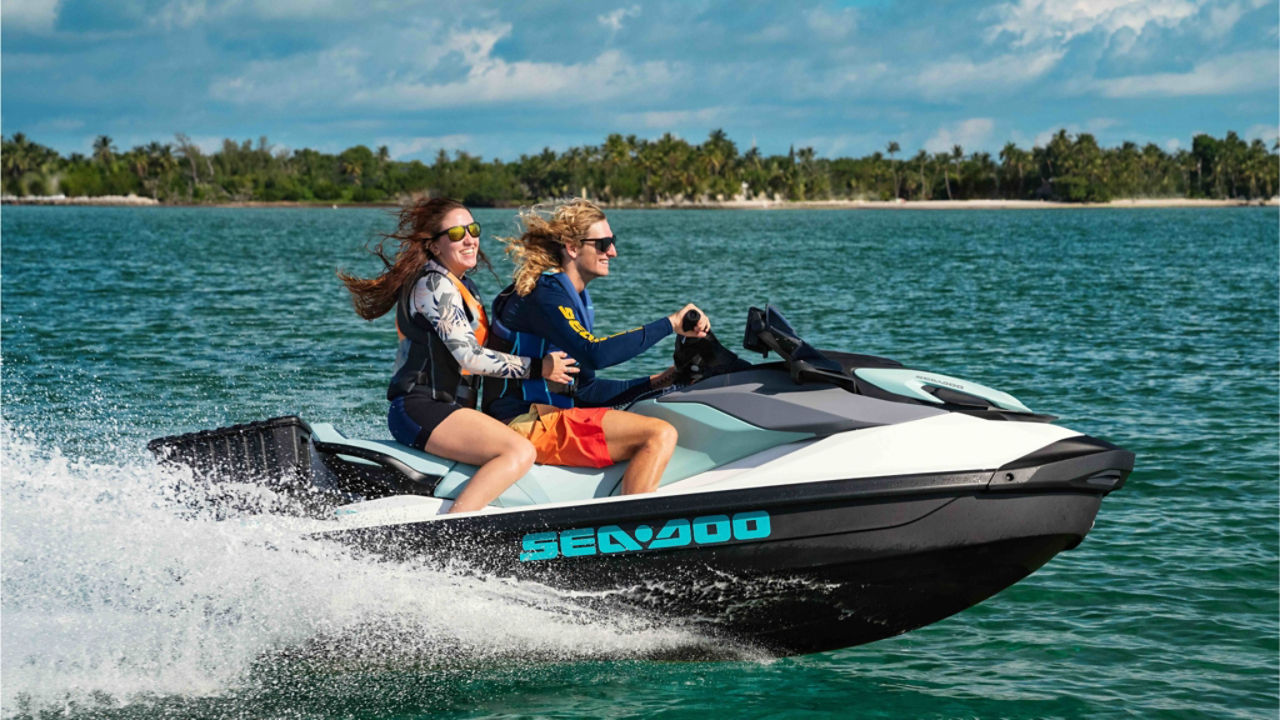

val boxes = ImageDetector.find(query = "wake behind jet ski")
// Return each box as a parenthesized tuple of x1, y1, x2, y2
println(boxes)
(149, 306, 1133, 656)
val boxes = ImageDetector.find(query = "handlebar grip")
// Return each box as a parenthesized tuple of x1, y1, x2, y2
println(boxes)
(681, 309, 701, 333)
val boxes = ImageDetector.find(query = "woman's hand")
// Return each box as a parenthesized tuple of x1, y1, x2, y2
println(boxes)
(541, 351, 579, 384)
(668, 303, 711, 338)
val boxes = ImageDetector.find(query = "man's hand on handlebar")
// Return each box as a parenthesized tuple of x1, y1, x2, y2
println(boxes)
(668, 304, 710, 338)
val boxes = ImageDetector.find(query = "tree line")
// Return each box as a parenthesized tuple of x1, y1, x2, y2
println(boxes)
(3, 128, 1277, 205)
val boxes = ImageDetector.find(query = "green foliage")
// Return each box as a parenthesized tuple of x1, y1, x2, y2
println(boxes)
(4, 129, 1277, 204)
(312, 181, 343, 201)
(351, 186, 387, 203)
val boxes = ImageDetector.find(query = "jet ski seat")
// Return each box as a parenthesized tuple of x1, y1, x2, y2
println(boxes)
(311, 399, 810, 509)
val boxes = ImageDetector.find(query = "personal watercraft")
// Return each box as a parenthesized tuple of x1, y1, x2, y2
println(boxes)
(149, 306, 1132, 656)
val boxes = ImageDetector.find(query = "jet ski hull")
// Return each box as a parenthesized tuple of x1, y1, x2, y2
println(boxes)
(320, 447, 1123, 655)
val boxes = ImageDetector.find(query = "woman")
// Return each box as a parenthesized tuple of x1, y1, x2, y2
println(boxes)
(339, 198, 577, 513)
(485, 199, 710, 495)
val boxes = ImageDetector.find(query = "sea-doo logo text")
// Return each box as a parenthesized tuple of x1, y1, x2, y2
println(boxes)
(519, 511, 772, 562)
(919, 374, 964, 390)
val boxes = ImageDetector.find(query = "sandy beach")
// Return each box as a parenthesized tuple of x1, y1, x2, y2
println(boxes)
(1, 194, 160, 206)
(697, 197, 1279, 210)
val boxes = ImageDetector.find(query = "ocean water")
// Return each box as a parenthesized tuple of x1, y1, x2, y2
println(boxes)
(2, 205, 1276, 719)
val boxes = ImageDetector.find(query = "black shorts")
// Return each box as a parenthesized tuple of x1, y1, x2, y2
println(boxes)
(388, 393, 462, 449)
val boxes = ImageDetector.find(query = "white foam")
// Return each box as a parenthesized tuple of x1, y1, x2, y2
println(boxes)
(0, 422, 730, 716)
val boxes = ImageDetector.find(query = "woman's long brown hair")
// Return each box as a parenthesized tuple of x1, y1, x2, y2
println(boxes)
(339, 197, 491, 320)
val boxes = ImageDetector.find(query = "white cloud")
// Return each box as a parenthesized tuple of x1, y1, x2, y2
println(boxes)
(4, 0, 61, 32)
(187, 135, 227, 154)
(924, 118, 995, 152)
(1095, 49, 1278, 96)
(746, 58, 891, 102)
(1245, 124, 1279, 145)
(1202, 1, 1248, 38)
(171, 134, 275, 154)
(1025, 120, 1118, 149)
(804, 6, 858, 40)
(1030, 123, 1108, 147)
(207, 22, 495, 107)
(988, 0, 1201, 45)
(1033, 128, 1059, 147)
(615, 107, 727, 129)
(1087, 117, 1120, 132)
(374, 134, 473, 160)
(152, 0, 363, 29)
(153, 0, 208, 30)
(912, 49, 1065, 97)
(791, 132, 883, 158)
(353, 49, 681, 108)
(209, 21, 682, 111)
(29, 117, 85, 133)
(1164, 137, 1182, 151)
(598, 5, 640, 32)
(210, 45, 370, 107)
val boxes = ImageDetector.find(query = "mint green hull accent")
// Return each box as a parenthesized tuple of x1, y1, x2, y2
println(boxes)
(853, 368, 1033, 414)
(309, 423, 456, 476)
(433, 400, 810, 508)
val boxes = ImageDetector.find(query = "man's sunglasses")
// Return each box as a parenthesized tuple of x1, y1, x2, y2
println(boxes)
(583, 235, 616, 253)
(433, 222, 481, 242)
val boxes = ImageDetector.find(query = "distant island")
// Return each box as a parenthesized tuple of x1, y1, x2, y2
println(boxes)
(3, 129, 1277, 207)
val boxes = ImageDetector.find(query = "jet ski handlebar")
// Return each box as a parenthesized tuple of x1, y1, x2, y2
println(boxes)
(668, 305, 856, 392)
(681, 309, 701, 333)
(744, 306, 856, 391)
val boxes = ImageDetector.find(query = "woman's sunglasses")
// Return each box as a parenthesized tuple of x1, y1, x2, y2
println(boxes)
(434, 222, 481, 242)
(583, 235, 616, 253)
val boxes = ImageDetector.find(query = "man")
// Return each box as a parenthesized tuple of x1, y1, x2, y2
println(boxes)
(485, 199, 709, 494)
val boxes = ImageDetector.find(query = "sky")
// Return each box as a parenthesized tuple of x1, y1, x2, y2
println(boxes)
(3, 0, 1278, 162)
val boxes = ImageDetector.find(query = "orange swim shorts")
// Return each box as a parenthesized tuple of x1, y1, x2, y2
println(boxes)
(507, 404, 614, 468)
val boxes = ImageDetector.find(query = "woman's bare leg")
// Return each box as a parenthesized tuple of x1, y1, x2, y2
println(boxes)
(424, 408, 536, 513)
(601, 410, 678, 495)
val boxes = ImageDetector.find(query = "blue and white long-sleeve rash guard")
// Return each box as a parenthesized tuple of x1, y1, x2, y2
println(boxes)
(405, 259, 533, 380)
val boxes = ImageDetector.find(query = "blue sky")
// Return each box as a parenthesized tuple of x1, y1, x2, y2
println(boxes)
(3, 0, 1277, 161)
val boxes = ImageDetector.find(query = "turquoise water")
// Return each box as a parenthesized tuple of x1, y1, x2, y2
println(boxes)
(2, 206, 1276, 718)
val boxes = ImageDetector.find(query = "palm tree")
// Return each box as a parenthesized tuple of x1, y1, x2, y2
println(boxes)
(93, 135, 116, 166)
(1138, 143, 1167, 196)
(969, 151, 997, 198)
(1221, 131, 1248, 197)
(174, 133, 202, 188)
(999, 142, 1028, 198)
(2, 133, 37, 195)
(937, 145, 962, 200)
(911, 150, 930, 200)
(599, 133, 632, 201)
(3, 133, 34, 184)
(650, 133, 691, 200)
(376, 145, 391, 188)
(701, 129, 738, 199)
(128, 146, 150, 192)
(886, 141, 900, 198)
(143, 141, 176, 199)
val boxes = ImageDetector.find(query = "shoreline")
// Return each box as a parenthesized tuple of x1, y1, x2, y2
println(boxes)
(2, 194, 1275, 210)
(702, 197, 1279, 210)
